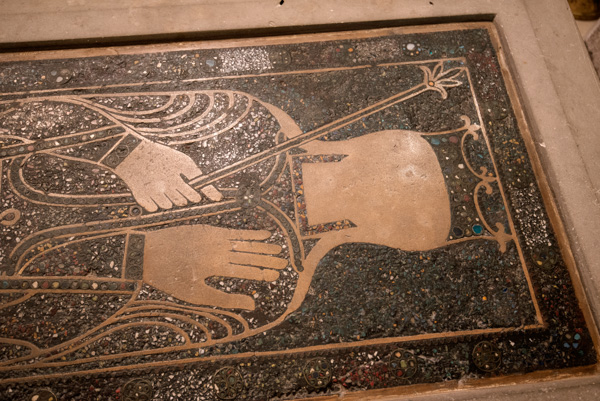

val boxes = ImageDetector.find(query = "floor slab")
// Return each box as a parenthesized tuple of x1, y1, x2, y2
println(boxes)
(0, 22, 597, 400)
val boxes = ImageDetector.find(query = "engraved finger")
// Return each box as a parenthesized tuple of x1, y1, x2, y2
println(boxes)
(152, 193, 173, 210)
(165, 189, 188, 207)
(230, 241, 282, 255)
(229, 252, 288, 270)
(228, 229, 272, 241)
(130, 189, 158, 212)
(224, 264, 281, 281)
(177, 183, 202, 204)
(200, 286, 255, 310)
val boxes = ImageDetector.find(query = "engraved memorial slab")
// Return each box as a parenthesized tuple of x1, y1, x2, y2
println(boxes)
(0, 23, 597, 400)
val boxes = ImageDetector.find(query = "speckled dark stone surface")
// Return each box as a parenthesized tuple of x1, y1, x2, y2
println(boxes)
(0, 24, 596, 400)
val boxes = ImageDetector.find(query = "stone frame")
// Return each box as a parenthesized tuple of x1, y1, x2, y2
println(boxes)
(1, 0, 600, 399)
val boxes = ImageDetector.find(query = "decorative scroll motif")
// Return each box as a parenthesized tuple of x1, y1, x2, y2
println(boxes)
(419, 115, 515, 251)
(458, 116, 513, 252)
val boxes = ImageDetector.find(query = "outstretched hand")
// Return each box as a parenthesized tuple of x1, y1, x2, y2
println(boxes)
(115, 139, 222, 212)
(142, 225, 287, 310)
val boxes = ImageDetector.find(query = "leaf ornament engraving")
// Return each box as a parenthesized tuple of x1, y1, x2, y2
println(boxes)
(420, 62, 465, 99)
(458, 115, 513, 252)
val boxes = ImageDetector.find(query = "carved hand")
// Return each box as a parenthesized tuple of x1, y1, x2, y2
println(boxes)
(115, 139, 222, 212)
(142, 225, 287, 310)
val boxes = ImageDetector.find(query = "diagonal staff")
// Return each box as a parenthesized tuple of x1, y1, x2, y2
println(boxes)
(188, 62, 465, 190)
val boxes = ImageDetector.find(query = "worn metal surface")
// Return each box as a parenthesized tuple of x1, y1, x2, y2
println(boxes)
(0, 23, 597, 400)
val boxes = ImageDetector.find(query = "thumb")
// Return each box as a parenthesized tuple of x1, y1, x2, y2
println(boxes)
(201, 185, 223, 202)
